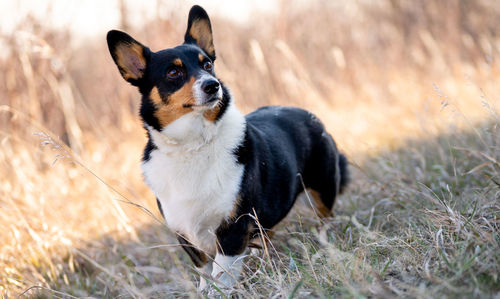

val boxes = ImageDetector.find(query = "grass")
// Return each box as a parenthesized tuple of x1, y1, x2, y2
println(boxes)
(10, 113, 499, 298)
(1, 0, 499, 298)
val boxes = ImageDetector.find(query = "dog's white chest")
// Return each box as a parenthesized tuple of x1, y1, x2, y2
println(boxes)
(141, 106, 245, 253)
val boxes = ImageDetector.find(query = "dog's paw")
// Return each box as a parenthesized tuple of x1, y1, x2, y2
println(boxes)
(205, 285, 232, 298)
(211, 253, 244, 288)
(200, 279, 235, 298)
(198, 268, 236, 296)
(198, 277, 208, 292)
(213, 270, 237, 288)
(250, 247, 261, 256)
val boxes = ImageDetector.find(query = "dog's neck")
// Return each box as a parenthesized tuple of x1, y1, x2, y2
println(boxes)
(147, 103, 245, 155)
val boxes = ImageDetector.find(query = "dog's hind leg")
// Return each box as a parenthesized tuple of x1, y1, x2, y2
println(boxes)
(303, 188, 333, 218)
(302, 135, 349, 218)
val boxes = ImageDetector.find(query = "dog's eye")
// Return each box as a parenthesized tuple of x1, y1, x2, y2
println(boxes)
(167, 68, 183, 80)
(203, 61, 213, 72)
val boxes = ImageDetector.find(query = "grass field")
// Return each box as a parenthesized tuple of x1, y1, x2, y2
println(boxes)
(1, 1, 499, 298)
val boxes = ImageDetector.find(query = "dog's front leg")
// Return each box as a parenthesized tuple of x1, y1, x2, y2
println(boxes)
(197, 262, 212, 291)
(212, 218, 251, 288)
(176, 234, 211, 290)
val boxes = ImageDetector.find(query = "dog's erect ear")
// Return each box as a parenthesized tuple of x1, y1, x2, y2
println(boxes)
(184, 5, 215, 60)
(107, 30, 150, 85)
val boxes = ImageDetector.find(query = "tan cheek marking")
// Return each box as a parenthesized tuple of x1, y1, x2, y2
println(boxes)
(150, 77, 196, 127)
(306, 188, 332, 218)
(173, 58, 183, 67)
(189, 19, 214, 56)
(149, 87, 163, 106)
(115, 43, 145, 80)
(203, 102, 222, 122)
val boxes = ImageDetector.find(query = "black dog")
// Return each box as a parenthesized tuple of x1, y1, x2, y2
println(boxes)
(107, 5, 349, 289)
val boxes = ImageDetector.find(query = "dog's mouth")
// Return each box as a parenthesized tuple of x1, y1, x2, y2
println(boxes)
(183, 96, 221, 108)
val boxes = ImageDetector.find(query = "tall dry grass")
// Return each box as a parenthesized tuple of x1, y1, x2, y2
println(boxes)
(0, 0, 499, 297)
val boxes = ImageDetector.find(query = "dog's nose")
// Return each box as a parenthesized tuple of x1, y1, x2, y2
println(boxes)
(202, 79, 220, 95)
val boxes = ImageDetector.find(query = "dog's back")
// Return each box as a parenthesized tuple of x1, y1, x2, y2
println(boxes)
(235, 105, 349, 227)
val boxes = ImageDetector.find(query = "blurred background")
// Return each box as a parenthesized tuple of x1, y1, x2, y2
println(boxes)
(0, 0, 498, 296)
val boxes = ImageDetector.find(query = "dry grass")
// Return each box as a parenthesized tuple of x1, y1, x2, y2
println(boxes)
(1, 0, 499, 298)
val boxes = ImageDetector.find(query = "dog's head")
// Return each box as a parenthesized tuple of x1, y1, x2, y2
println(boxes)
(107, 5, 229, 133)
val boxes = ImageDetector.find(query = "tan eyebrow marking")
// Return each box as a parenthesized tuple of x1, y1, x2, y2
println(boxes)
(173, 58, 183, 66)
(150, 86, 164, 106)
(198, 53, 205, 62)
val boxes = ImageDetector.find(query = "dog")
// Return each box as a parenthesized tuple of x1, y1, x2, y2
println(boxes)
(106, 5, 349, 290)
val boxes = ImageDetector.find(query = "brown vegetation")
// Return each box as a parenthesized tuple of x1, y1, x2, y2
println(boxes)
(1, 1, 499, 297)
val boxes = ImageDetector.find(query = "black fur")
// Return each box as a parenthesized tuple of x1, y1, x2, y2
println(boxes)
(218, 107, 348, 255)
(156, 197, 164, 218)
(338, 153, 350, 193)
(142, 132, 157, 162)
(215, 219, 252, 256)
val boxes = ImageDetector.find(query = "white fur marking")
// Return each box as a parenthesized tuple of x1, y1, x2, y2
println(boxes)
(198, 262, 213, 291)
(193, 74, 223, 105)
(211, 253, 245, 288)
(142, 103, 246, 254)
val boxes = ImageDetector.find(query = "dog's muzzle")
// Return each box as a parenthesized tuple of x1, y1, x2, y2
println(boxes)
(194, 76, 223, 106)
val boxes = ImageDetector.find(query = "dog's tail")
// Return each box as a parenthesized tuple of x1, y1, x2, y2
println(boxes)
(338, 153, 350, 194)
